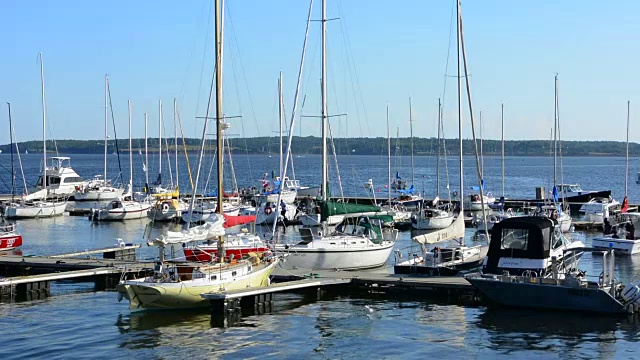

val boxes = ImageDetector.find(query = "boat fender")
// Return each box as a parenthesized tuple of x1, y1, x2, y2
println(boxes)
(265, 207, 272, 215)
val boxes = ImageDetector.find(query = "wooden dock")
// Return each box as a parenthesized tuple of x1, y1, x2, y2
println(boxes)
(202, 267, 476, 326)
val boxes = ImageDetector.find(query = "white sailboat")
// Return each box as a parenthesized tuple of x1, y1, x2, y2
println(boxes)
(117, 0, 278, 310)
(275, 0, 396, 270)
(90, 101, 151, 221)
(75, 75, 125, 202)
(395, 0, 487, 275)
(5, 53, 67, 219)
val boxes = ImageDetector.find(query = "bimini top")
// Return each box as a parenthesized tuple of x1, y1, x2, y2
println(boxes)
(485, 216, 555, 274)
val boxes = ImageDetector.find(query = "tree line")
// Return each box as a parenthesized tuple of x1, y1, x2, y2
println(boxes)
(0, 136, 637, 157)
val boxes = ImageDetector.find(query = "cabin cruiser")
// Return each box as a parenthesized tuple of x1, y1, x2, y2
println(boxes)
(579, 197, 619, 224)
(36, 157, 85, 197)
(554, 184, 612, 212)
(277, 177, 320, 198)
(592, 212, 640, 255)
(481, 216, 584, 277)
(463, 192, 496, 214)
(73, 175, 125, 202)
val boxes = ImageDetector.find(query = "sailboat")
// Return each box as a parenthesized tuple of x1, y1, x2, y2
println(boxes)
(412, 98, 455, 230)
(117, 0, 278, 310)
(75, 75, 125, 202)
(4, 53, 67, 219)
(0, 103, 23, 251)
(275, 0, 396, 270)
(395, 0, 487, 275)
(89, 101, 151, 221)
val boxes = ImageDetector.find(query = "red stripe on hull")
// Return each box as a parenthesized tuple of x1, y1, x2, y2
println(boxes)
(0, 235, 23, 251)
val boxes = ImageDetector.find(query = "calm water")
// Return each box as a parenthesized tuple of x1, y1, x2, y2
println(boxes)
(2, 154, 640, 359)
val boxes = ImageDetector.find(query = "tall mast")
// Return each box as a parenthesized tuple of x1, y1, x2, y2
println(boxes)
(144, 113, 149, 191)
(7, 103, 14, 202)
(501, 103, 505, 197)
(158, 99, 163, 186)
(437, 98, 441, 198)
(553, 74, 558, 189)
(40, 53, 48, 197)
(104, 75, 109, 185)
(278, 72, 284, 178)
(626, 100, 630, 197)
(456, 1, 463, 212)
(387, 105, 391, 204)
(320, 0, 328, 201)
(479, 110, 483, 180)
(128, 100, 133, 192)
(409, 98, 414, 186)
(174, 98, 179, 189)
(215, 0, 224, 218)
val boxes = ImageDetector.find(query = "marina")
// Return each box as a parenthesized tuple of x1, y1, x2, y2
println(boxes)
(3, 0, 640, 358)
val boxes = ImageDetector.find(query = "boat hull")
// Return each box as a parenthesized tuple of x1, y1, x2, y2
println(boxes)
(4, 202, 67, 219)
(562, 190, 612, 212)
(73, 189, 125, 201)
(467, 276, 626, 314)
(591, 237, 640, 255)
(411, 214, 455, 230)
(276, 242, 394, 270)
(117, 260, 278, 310)
(0, 234, 22, 251)
(91, 204, 151, 221)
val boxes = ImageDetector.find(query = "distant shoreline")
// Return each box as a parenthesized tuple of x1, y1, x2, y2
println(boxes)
(1, 136, 638, 157)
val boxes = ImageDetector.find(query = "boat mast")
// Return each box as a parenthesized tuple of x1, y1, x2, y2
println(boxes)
(626, 100, 630, 198)
(437, 98, 441, 198)
(7, 103, 14, 203)
(553, 74, 558, 190)
(409, 98, 414, 187)
(456, 1, 463, 213)
(479, 110, 483, 181)
(278, 72, 284, 179)
(158, 100, 163, 187)
(387, 105, 391, 205)
(128, 100, 133, 193)
(104, 75, 108, 185)
(40, 52, 48, 198)
(174, 98, 179, 190)
(144, 113, 149, 191)
(214, 0, 225, 262)
(501, 103, 504, 197)
(321, 0, 328, 201)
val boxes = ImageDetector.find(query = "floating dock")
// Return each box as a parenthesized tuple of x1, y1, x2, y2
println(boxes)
(201, 267, 477, 326)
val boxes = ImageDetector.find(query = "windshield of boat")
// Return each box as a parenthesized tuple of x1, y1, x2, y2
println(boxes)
(551, 227, 569, 249)
(501, 229, 529, 250)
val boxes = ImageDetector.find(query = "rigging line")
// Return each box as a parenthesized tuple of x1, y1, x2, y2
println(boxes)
(176, 105, 195, 191)
(194, 0, 214, 139)
(336, 1, 369, 138)
(161, 111, 174, 188)
(327, 119, 345, 200)
(225, 136, 238, 193)
(225, 3, 262, 138)
(177, 0, 211, 102)
(13, 126, 28, 195)
(107, 80, 124, 186)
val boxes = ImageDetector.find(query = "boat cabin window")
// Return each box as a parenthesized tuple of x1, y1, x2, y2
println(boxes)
(500, 229, 529, 250)
(48, 176, 61, 185)
(63, 176, 83, 183)
(210, 275, 217, 280)
(232, 271, 237, 277)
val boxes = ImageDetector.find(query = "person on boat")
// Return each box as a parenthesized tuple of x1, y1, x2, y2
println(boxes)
(627, 222, 635, 240)
(604, 217, 612, 235)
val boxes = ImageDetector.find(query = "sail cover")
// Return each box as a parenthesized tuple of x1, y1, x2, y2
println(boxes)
(412, 214, 465, 244)
(320, 200, 380, 222)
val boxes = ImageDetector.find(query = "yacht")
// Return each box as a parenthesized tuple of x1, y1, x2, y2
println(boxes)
(73, 175, 124, 202)
(554, 184, 612, 212)
(36, 157, 85, 196)
(592, 212, 640, 255)
(579, 197, 619, 224)
(481, 216, 584, 276)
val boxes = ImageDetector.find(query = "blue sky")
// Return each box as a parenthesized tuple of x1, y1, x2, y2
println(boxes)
(2, 0, 639, 144)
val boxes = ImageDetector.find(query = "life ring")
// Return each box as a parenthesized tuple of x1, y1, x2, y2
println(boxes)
(265, 207, 272, 215)
(162, 203, 170, 212)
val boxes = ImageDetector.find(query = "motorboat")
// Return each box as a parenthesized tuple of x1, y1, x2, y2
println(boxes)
(481, 216, 584, 276)
(181, 201, 240, 223)
(73, 175, 124, 202)
(276, 215, 397, 270)
(474, 209, 514, 232)
(395, 215, 487, 276)
(277, 177, 320, 198)
(579, 197, 619, 224)
(463, 192, 496, 213)
(411, 206, 455, 230)
(554, 184, 612, 212)
(0, 221, 22, 251)
(467, 248, 637, 315)
(36, 157, 85, 197)
(592, 212, 640, 255)
(534, 204, 572, 232)
(89, 197, 151, 221)
(255, 201, 297, 225)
